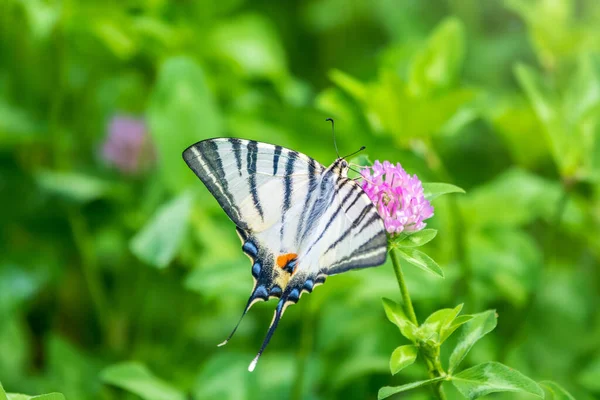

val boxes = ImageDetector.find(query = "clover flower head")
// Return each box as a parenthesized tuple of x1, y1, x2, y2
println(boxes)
(101, 115, 155, 175)
(361, 160, 434, 235)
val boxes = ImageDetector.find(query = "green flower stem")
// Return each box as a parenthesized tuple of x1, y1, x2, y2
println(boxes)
(390, 248, 418, 325)
(390, 246, 447, 400)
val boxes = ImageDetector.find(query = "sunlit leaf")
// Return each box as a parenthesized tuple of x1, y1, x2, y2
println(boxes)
(35, 171, 116, 203)
(441, 315, 474, 343)
(451, 362, 544, 399)
(330, 69, 367, 101)
(0, 384, 65, 400)
(392, 229, 437, 248)
(397, 248, 444, 278)
(210, 14, 287, 81)
(381, 298, 417, 341)
(420, 304, 463, 343)
(101, 362, 186, 400)
(389, 345, 418, 375)
(422, 182, 465, 201)
(540, 380, 576, 400)
(448, 310, 497, 373)
(579, 356, 600, 392)
(148, 56, 222, 193)
(130, 190, 194, 268)
(378, 377, 445, 400)
(408, 17, 465, 96)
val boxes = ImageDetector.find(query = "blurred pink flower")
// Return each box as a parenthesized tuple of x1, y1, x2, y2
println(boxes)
(361, 161, 434, 235)
(101, 115, 155, 175)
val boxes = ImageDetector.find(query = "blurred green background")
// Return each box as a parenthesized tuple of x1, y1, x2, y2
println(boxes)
(1, 0, 600, 399)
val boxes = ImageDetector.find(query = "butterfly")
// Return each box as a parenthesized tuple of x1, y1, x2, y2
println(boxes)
(183, 136, 387, 371)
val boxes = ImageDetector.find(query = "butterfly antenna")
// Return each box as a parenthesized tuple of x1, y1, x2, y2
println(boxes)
(342, 145, 366, 159)
(326, 118, 340, 158)
(248, 299, 287, 371)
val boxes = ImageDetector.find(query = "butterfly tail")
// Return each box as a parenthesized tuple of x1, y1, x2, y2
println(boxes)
(248, 298, 287, 372)
(218, 286, 269, 347)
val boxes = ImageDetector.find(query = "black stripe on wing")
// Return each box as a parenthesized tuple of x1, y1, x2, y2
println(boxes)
(246, 141, 264, 220)
(183, 140, 249, 230)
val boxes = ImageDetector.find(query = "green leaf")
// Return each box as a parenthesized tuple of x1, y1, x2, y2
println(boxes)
(378, 377, 445, 400)
(579, 356, 600, 392)
(0, 383, 65, 400)
(148, 56, 222, 193)
(35, 171, 116, 203)
(422, 182, 465, 201)
(101, 361, 186, 400)
(381, 298, 417, 341)
(441, 315, 474, 343)
(389, 345, 418, 375)
(210, 14, 287, 81)
(540, 381, 576, 400)
(408, 17, 465, 96)
(420, 304, 463, 343)
(393, 229, 437, 248)
(448, 310, 497, 373)
(397, 248, 444, 278)
(451, 362, 544, 399)
(130, 190, 194, 268)
(329, 69, 367, 101)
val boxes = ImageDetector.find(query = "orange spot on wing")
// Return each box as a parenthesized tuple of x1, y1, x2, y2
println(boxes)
(277, 253, 298, 268)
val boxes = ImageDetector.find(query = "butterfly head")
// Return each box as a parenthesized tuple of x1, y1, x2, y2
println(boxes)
(331, 158, 350, 177)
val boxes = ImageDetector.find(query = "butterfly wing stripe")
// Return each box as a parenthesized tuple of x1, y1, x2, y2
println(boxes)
(304, 179, 355, 255)
(279, 151, 299, 247)
(323, 202, 377, 256)
(273, 145, 283, 175)
(185, 143, 249, 229)
(300, 173, 342, 243)
(246, 141, 264, 220)
(283, 151, 298, 212)
(230, 138, 243, 176)
(295, 157, 319, 244)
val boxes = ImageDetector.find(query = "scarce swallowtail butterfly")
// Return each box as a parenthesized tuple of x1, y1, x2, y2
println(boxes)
(183, 135, 387, 371)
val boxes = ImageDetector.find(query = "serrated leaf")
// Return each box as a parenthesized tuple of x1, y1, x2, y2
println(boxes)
(540, 380, 576, 400)
(449, 310, 497, 373)
(382, 298, 417, 341)
(389, 345, 418, 375)
(378, 377, 445, 400)
(441, 314, 474, 343)
(422, 182, 465, 201)
(451, 362, 544, 399)
(130, 190, 194, 268)
(101, 361, 186, 400)
(397, 248, 444, 277)
(393, 229, 437, 248)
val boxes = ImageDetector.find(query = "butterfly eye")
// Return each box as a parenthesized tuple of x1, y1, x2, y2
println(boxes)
(341, 160, 348, 168)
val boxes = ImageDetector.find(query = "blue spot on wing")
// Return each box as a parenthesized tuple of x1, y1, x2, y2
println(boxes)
(254, 285, 269, 299)
(303, 279, 314, 292)
(270, 286, 282, 296)
(243, 241, 258, 257)
(252, 262, 261, 277)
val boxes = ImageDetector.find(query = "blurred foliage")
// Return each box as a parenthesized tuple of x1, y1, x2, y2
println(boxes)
(1, 0, 599, 399)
